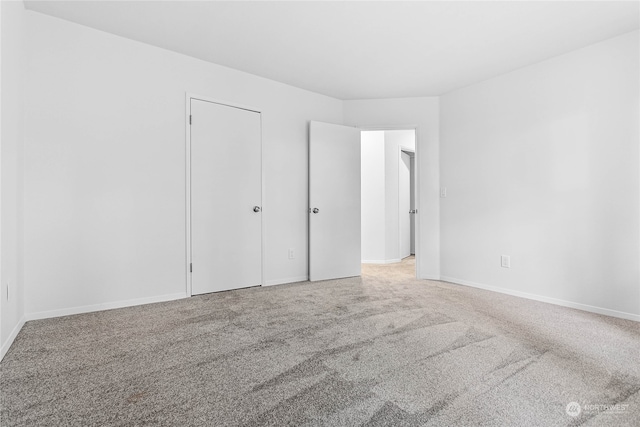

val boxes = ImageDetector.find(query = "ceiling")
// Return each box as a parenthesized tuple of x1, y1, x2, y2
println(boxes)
(24, 1, 640, 100)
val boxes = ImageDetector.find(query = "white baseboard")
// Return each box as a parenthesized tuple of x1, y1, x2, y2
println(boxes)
(1, 316, 26, 362)
(440, 276, 640, 322)
(362, 259, 402, 264)
(264, 276, 309, 286)
(25, 292, 187, 322)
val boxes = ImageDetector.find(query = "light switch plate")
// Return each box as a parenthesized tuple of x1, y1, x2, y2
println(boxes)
(501, 255, 510, 268)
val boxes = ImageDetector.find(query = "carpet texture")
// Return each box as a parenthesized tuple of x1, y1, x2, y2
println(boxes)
(1, 257, 639, 426)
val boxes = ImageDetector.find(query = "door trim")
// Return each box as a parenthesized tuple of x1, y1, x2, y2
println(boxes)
(358, 125, 421, 278)
(185, 93, 265, 297)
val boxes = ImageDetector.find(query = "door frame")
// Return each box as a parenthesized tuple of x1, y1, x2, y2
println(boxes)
(398, 146, 415, 260)
(359, 125, 421, 278)
(185, 93, 265, 297)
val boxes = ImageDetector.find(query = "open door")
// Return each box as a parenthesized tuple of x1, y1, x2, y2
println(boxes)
(399, 150, 412, 259)
(309, 121, 361, 281)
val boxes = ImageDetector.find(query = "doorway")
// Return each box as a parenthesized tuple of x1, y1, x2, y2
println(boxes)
(360, 129, 417, 277)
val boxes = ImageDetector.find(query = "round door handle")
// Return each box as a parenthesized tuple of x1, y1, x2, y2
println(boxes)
(253, 206, 261, 213)
(312, 208, 319, 214)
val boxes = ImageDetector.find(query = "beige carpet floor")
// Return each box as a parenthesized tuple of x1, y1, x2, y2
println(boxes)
(1, 257, 639, 426)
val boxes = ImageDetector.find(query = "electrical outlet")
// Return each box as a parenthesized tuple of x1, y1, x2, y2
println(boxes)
(501, 255, 511, 268)
(440, 187, 447, 198)
(288, 248, 295, 259)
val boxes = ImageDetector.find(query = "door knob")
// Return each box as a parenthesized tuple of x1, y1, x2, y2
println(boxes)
(253, 206, 261, 212)
(312, 208, 319, 214)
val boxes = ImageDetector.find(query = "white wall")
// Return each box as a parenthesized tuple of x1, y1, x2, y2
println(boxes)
(440, 30, 640, 319)
(344, 98, 440, 279)
(1, 1, 26, 359)
(361, 131, 386, 262)
(24, 11, 343, 317)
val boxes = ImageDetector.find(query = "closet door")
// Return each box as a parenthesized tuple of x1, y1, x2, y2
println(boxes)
(190, 99, 262, 294)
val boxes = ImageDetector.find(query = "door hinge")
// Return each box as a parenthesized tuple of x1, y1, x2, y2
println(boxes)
(190, 263, 192, 273)
(189, 115, 192, 125)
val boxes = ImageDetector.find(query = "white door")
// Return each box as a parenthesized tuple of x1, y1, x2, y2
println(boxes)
(190, 99, 262, 294)
(399, 151, 412, 259)
(309, 121, 361, 281)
